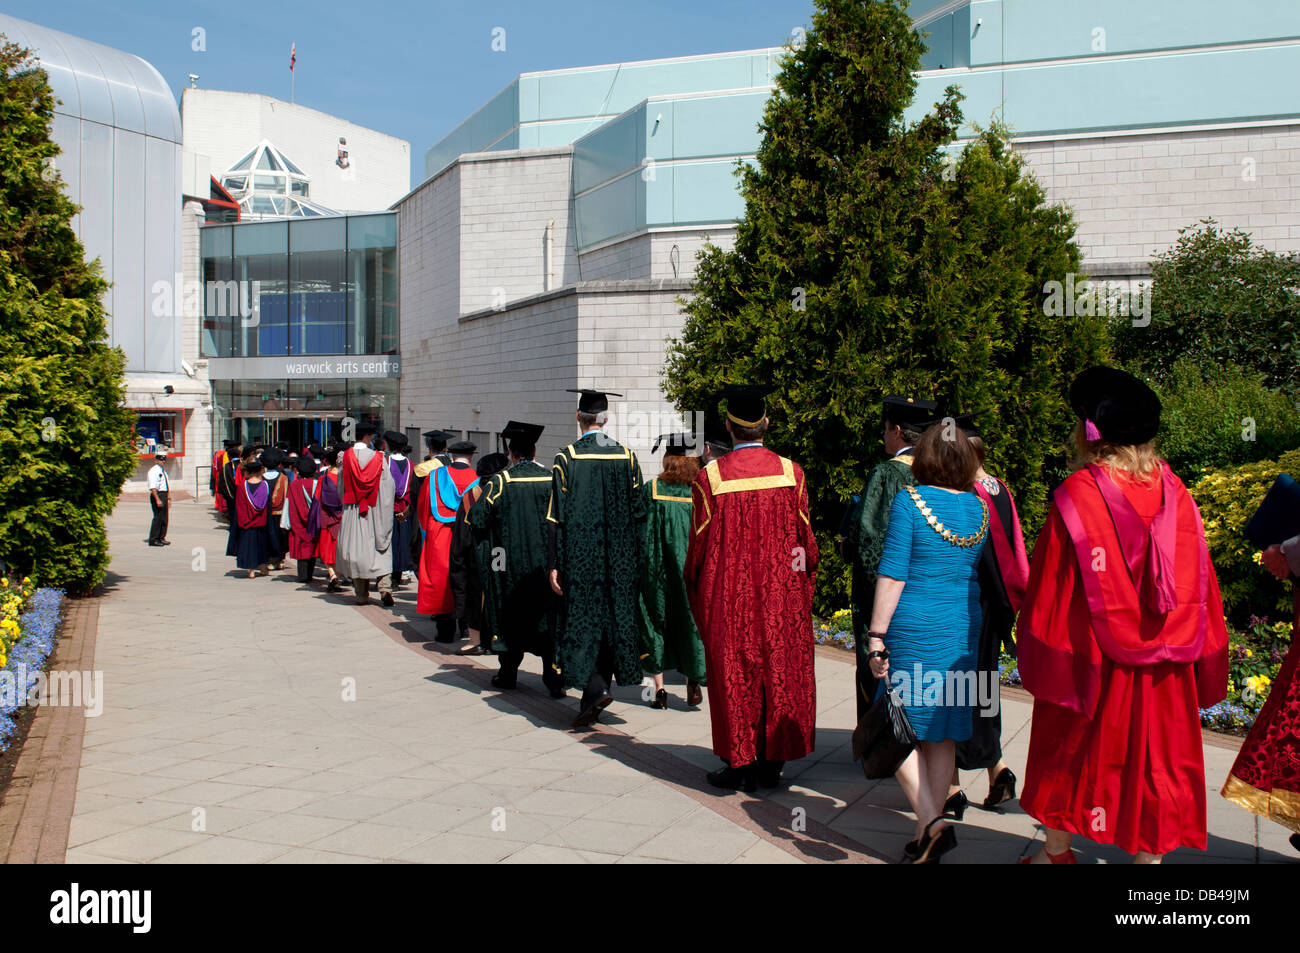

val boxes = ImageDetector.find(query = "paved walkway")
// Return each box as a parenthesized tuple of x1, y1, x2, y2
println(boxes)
(55, 500, 1298, 863)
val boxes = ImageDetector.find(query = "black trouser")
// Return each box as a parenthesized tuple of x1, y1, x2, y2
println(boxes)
(434, 613, 461, 642)
(149, 491, 169, 542)
(580, 640, 615, 711)
(498, 646, 564, 692)
(296, 557, 316, 582)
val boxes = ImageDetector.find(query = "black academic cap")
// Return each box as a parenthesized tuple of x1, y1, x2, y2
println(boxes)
(720, 384, 774, 428)
(567, 389, 622, 414)
(476, 452, 510, 478)
(652, 433, 696, 456)
(296, 456, 318, 478)
(261, 448, 283, 469)
(222, 439, 240, 449)
(355, 422, 378, 438)
(307, 443, 324, 458)
(321, 446, 341, 464)
(501, 421, 544, 445)
(448, 439, 477, 455)
(422, 429, 452, 446)
(1069, 366, 1161, 446)
(883, 395, 939, 429)
(382, 430, 408, 451)
(274, 440, 290, 451)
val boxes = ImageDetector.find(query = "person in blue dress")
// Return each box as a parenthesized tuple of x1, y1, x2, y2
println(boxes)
(865, 418, 989, 864)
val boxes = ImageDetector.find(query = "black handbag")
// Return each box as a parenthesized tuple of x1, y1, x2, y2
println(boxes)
(852, 652, 918, 779)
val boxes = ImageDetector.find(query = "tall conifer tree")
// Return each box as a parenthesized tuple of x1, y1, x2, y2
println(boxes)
(0, 39, 135, 593)
(664, 0, 1109, 608)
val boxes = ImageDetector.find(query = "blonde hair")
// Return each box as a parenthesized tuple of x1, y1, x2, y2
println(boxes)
(1070, 420, 1161, 482)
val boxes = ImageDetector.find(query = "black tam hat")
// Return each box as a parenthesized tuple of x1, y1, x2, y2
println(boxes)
(568, 389, 621, 414)
(260, 448, 284, 469)
(652, 433, 696, 457)
(883, 395, 939, 430)
(1069, 366, 1161, 446)
(448, 439, 477, 455)
(720, 384, 773, 428)
(476, 452, 510, 478)
(296, 457, 318, 478)
(383, 430, 408, 452)
(355, 422, 378, 439)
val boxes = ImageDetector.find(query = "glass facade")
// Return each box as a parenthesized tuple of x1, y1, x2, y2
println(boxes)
(203, 211, 400, 447)
(201, 213, 397, 359)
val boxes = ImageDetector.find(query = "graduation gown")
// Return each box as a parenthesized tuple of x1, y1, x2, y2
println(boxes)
(265, 471, 289, 559)
(390, 455, 414, 578)
(336, 443, 395, 579)
(416, 461, 479, 615)
(1019, 463, 1229, 855)
(225, 465, 245, 557)
(211, 449, 228, 514)
(313, 472, 342, 565)
(219, 459, 241, 528)
(847, 451, 916, 719)
(546, 432, 647, 690)
(684, 445, 819, 766)
(1222, 589, 1300, 835)
(234, 478, 271, 570)
(956, 475, 1029, 770)
(471, 460, 556, 656)
(287, 477, 318, 560)
(449, 484, 488, 631)
(409, 457, 444, 570)
(637, 476, 706, 682)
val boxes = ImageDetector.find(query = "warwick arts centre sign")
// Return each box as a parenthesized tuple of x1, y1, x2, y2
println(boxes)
(206, 355, 401, 380)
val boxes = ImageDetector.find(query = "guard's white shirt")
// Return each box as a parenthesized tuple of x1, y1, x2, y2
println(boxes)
(147, 464, 169, 492)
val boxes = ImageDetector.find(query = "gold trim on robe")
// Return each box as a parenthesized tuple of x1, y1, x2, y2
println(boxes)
(1221, 774, 1300, 834)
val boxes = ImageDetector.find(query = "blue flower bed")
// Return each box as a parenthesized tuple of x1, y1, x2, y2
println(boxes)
(1199, 700, 1254, 733)
(0, 588, 65, 752)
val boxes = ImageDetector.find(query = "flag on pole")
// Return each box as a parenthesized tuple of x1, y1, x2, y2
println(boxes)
(290, 43, 296, 71)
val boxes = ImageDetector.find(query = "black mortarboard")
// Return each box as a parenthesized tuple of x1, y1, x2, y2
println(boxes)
(703, 408, 731, 456)
(222, 439, 240, 449)
(423, 429, 452, 446)
(883, 395, 939, 429)
(1069, 366, 1161, 446)
(720, 384, 774, 428)
(915, 413, 980, 437)
(501, 421, 544, 445)
(448, 439, 477, 455)
(567, 389, 622, 414)
(296, 457, 318, 478)
(261, 448, 284, 469)
(652, 433, 696, 456)
(307, 443, 324, 458)
(274, 440, 290, 451)
(383, 430, 408, 451)
(476, 452, 510, 478)
(355, 422, 378, 439)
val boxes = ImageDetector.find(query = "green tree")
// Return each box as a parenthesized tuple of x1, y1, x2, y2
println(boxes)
(0, 39, 135, 594)
(1114, 219, 1300, 393)
(663, 0, 1109, 611)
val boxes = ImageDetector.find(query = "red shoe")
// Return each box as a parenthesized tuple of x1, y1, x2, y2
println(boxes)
(1019, 847, 1077, 864)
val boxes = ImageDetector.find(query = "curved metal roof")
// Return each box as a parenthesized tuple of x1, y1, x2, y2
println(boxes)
(0, 13, 180, 143)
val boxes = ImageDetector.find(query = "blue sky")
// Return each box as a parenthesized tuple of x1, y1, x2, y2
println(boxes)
(2, 0, 814, 185)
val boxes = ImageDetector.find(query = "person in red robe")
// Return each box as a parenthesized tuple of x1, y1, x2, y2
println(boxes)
(211, 441, 234, 516)
(287, 456, 319, 583)
(1018, 367, 1229, 864)
(312, 446, 344, 592)
(1222, 535, 1300, 853)
(416, 440, 480, 640)
(684, 385, 819, 792)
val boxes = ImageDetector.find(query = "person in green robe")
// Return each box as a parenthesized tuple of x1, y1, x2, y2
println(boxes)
(471, 421, 565, 698)
(845, 394, 937, 720)
(638, 432, 707, 710)
(547, 389, 647, 729)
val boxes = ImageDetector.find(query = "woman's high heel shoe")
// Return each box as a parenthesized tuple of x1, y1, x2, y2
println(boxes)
(901, 817, 957, 864)
(943, 790, 968, 821)
(982, 768, 1017, 810)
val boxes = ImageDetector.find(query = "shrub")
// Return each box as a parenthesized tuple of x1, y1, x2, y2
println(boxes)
(1156, 358, 1300, 483)
(1190, 447, 1300, 626)
(1113, 219, 1300, 393)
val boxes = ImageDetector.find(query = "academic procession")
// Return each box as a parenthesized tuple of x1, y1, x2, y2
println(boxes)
(199, 373, 1300, 866)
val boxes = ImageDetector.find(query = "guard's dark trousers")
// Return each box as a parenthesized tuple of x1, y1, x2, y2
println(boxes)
(149, 492, 169, 543)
